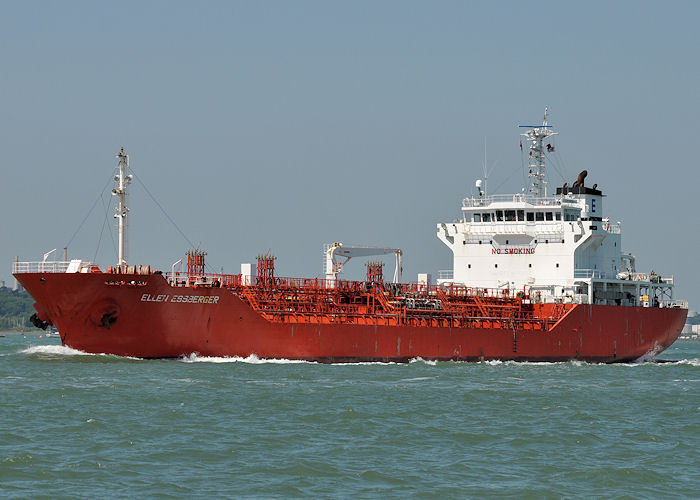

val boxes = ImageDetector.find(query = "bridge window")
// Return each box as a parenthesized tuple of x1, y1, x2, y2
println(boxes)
(545, 212, 553, 221)
(473, 213, 481, 222)
(527, 212, 534, 222)
(555, 212, 562, 221)
(505, 210, 516, 221)
(517, 210, 524, 221)
(536, 212, 544, 221)
(564, 210, 579, 221)
(496, 210, 504, 221)
(482, 213, 491, 222)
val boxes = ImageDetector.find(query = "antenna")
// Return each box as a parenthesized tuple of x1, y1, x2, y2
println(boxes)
(483, 137, 488, 197)
(480, 136, 497, 197)
(519, 107, 557, 197)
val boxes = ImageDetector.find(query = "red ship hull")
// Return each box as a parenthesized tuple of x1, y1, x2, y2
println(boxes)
(15, 272, 686, 362)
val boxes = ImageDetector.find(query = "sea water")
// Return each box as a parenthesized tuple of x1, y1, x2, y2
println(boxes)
(1, 334, 698, 499)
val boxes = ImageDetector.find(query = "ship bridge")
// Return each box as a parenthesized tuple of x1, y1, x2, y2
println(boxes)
(436, 111, 678, 309)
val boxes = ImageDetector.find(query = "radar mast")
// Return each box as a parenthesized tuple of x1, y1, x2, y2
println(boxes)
(520, 107, 557, 197)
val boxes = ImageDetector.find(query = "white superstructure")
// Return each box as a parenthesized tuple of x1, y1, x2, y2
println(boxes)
(437, 111, 678, 308)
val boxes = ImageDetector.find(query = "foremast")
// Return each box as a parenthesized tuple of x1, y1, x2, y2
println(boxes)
(520, 107, 557, 198)
(112, 148, 132, 271)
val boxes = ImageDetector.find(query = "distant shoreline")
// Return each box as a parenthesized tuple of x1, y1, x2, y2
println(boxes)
(0, 330, 43, 335)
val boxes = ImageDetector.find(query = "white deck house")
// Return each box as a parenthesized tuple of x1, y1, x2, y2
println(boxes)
(436, 110, 677, 307)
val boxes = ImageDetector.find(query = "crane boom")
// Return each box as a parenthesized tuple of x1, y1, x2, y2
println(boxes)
(324, 242, 403, 285)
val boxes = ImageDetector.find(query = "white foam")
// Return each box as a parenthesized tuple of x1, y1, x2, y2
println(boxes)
(617, 358, 700, 367)
(399, 376, 436, 382)
(178, 354, 429, 366)
(178, 353, 314, 364)
(20, 345, 89, 356)
(634, 348, 661, 363)
(19, 345, 142, 360)
(658, 358, 700, 367)
(409, 357, 437, 366)
(179, 353, 428, 365)
(480, 359, 591, 366)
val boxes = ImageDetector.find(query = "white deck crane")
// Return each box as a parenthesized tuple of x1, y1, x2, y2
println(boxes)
(324, 242, 403, 286)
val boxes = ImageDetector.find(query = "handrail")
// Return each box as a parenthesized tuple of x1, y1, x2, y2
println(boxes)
(13, 261, 72, 273)
(462, 193, 564, 207)
(437, 270, 453, 280)
(574, 269, 609, 279)
(166, 271, 241, 287)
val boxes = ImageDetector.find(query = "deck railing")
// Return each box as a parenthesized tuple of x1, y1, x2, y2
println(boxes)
(166, 271, 242, 287)
(12, 261, 72, 273)
(437, 270, 454, 280)
(574, 269, 609, 279)
(462, 194, 563, 208)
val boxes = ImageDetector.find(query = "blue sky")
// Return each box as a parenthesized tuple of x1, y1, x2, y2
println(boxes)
(2, 1, 699, 307)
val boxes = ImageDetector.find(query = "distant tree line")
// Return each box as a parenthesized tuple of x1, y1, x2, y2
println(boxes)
(0, 288, 36, 330)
